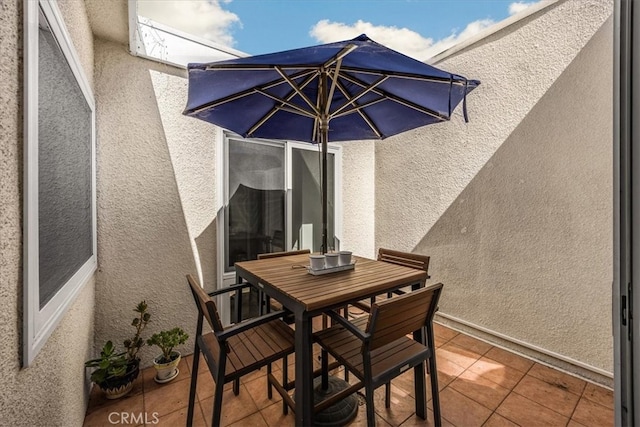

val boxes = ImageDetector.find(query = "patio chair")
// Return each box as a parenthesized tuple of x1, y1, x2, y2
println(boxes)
(314, 283, 443, 427)
(351, 248, 431, 314)
(186, 274, 295, 427)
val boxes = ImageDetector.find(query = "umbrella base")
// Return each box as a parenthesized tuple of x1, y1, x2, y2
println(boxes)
(312, 376, 359, 426)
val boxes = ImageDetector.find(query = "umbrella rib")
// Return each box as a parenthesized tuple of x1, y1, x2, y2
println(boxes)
(189, 68, 473, 117)
(276, 66, 320, 116)
(331, 74, 382, 138)
(253, 89, 318, 119)
(338, 72, 448, 121)
(322, 44, 358, 70)
(313, 47, 357, 142)
(328, 77, 383, 138)
(202, 63, 471, 87)
(188, 69, 317, 114)
(343, 88, 448, 121)
(247, 72, 320, 137)
(330, 75, 389, 118)
(256, 84, 315, 117)
(338, 66, 471, 85)
(324, 58, 344, 116)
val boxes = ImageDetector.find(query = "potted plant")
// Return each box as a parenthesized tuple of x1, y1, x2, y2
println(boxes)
(85, 301, 151, 399)
(146, 327, 189, 383)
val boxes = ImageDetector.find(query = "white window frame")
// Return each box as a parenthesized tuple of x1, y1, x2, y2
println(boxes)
(215, 131, 342, 324)
(23, 0, 97, 366)
(127, 0, 246, 69)
(287, 141, 343, 252)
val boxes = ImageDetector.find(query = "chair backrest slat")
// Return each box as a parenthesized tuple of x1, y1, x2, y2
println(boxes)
(378, 248, 430, 273)
(366, 283, 442, 351)
(187, 274, 224, 333)
(257, 249, 311, 260)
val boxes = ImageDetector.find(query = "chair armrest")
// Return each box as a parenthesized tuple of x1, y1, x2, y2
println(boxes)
(325, 310, 370, 341)
(216, 310, 290, 340)
(207, 282, 252, 297)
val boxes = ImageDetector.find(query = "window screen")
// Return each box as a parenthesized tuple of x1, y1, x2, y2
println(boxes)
(37, 26, 93, 307)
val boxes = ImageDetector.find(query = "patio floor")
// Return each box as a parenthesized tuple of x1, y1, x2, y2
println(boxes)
(83, 323, 613, 427)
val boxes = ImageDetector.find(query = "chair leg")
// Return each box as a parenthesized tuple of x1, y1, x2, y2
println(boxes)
(233, 378, 240, 396)
(267, 363, 273, 399)
(428, 356, 442, 427)
(234, 288, 242, 323)
(321, 349, 329, 389)
(212, 380, 225, 427)
(365, 383, 376, 427)
(210, 356, 227, 427)
(385, 382, 391, 408)
(426, 323, 442, 427)
(282, 355, 289, 415)
(186, 347, 201, 427)
(414, 362, 427, 420)
(340, 306, 350, 383)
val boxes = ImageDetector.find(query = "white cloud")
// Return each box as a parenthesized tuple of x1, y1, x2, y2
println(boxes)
(509, 1, 539, 15)
(137, 0, 240, 46)
(310, 18, 495, 61)
(137, 0, 543, 60)
(424, 19, 495, 58)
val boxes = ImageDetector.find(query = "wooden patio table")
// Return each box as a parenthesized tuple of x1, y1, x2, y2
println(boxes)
(235, 253, 428, 426)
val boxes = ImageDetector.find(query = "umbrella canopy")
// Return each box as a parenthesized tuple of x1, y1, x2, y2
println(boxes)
(183, 34, 479, 252)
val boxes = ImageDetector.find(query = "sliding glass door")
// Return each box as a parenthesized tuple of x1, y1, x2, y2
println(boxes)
(222, 135, 340, 274)
(225, 138, 285, 272)
(290, 145, 335, 253)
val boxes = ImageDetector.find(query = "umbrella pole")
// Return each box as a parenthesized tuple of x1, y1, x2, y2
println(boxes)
(320, 68, 329, 255)
(321, 122, 328, 255)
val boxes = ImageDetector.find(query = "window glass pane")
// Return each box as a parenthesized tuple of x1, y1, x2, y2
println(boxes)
(38, 24, 93, 307)
(226, 139, 285, 271)
(291, 148, 335, 253)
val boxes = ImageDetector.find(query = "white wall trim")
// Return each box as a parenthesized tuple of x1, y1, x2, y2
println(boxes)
(437, 312, 614, 380)
(127, 0, 246, 69)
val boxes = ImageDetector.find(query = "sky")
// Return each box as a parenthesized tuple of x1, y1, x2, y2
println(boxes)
(137, 0, 546, 61)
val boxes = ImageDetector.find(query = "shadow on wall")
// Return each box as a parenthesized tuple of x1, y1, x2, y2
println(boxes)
(195, 218, 217, 293)
(413, 18, 613, 372)
(95, 40, 201, 365)
(149, 68, 219, 295)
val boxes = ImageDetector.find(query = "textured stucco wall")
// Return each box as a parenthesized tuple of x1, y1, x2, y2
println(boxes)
(56, 0, 94, 89)
(0, 0, 96, 425)
(94, 40, 217, 364)
(150, 70, 219, 289)
(338, 140, 376, 258)
(376, 0, 613, 376)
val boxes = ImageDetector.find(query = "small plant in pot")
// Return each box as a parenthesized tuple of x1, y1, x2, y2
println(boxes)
(146, 327, 189, 384)
(85, 301, 151, 399)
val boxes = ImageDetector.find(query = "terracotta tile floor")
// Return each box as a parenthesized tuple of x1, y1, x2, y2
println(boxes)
(83, 323, 613, 426)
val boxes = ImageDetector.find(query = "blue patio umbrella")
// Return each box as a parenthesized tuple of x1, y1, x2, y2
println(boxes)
(183, 34, 479, 254)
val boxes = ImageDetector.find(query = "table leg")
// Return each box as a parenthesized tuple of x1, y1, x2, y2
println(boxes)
(295, 313, 313, 426)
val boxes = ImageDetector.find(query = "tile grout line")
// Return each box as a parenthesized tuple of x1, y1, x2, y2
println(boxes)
(84, 327, 611, 427)
(446, 346, 532, 420)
